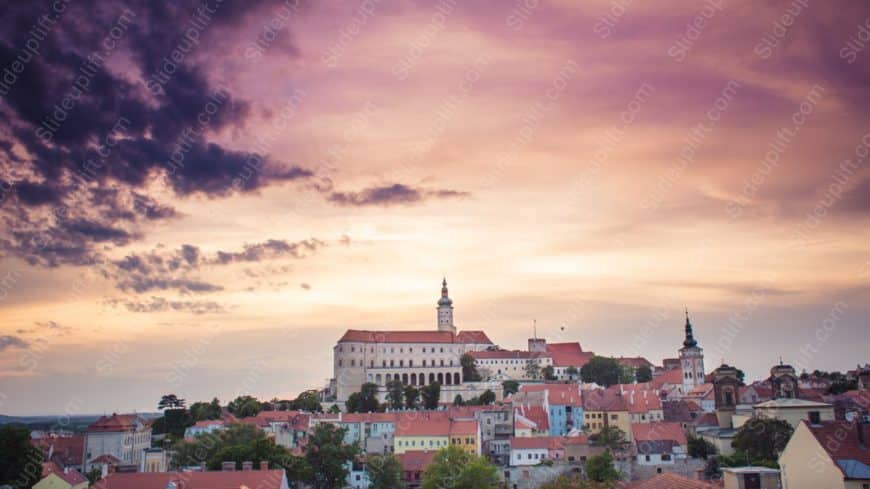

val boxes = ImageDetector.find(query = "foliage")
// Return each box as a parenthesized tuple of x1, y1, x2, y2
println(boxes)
(687, 433, 718, 459)
(158, 393, 186, 410)
(453, 394, 464, 406)
(404, 385, 420, 409)
(718, 452, 779, 469)
(525, 360, 541, 379)
(387, 380, 405, 410)
(635, 365, 652, 383)
(584, 451, 621, 482)
(565, 366, 580, 379)
(367, 454, 405, 489)
(161, 407, 193, 438)
(540, 475, 615, 489)
(421, 445, 499, 489)
(461, 353, 481, 381)
(580, 356, 622, 387)
(292, 390, 323, 413)
(346, 382, 381, 413)
(619, 366, 634, 385)
(190, 398, 222, 421)
(328, 404, 342, 414)
(731, 417, 793, 462)
(703, 457, 722, 479)
(736, 369, 746, 384)
(589, 426, 628, 451)
(0, 425, 43, 489)
(421, 382, 441, 410)
(478, 389, 496, 405)
(304, 423, 359, 489)
(171, 424, 288, 470)
(85, 467, 103, 485)
(502, 380, 519, 397)
(543, 365, 557, 381)
(227, 395, 264, 418)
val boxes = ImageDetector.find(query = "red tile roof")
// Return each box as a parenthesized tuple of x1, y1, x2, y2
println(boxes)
(651, 368, 683, 388)
(514, 405, 549, 432)
(510, 436, 563, 450)
(88, 454, 121, 465)
(617, 357, 654, 369)
(87, 413, 147, 433)
(624, 473, 719, 489)
(449, 420, 478, 435)
(238, 411, 309, 430)
(398, 450, 437, 473)
(32, 435, 84, 468)
(338, 329, 492, 344)
(631, 422, 687, 445)
(804, 420, 870, 468)
(583, 389, 628, 412)
(41, 461, 87, 485)
(470, 350, 545, 360)
(340, 412, 399, 423)
(91, 470, 288, 489)
(395, 412, 451, 436)
(519, 384, 583, 405)
(545, 343, 594, 367)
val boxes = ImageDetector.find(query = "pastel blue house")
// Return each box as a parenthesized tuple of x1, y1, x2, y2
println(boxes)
(548, 404, 583, 436)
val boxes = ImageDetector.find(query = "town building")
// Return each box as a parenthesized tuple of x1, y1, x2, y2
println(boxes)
(721, 467, 781, 489)
(183, 419, 226, 440)
(679, 310, 705, 394)
(82, 413, 152, 472)
(34, 462, 87, 489)
(779, 419, 870, 489)
(632, 422, 688, 466)
(754, 397, 835, 428)
(331, 279, 495, 402)
(91, 468, 290, 489)
(398, 450, 436, 489)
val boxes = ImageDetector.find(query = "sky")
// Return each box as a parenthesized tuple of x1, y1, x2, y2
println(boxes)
(0, 0, 869, 416)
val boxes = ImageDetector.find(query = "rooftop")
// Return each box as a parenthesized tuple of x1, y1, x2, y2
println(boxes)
(91, 469, 288, 489)
(338, 329, 492, 344)
(804, 420, 870, 479)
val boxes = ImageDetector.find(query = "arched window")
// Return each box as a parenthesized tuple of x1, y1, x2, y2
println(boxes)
(411, 373, 417, 385)
(437, 373, 444, 384)
(445, 374, 452, 385)
(419, 373, 425, 385)
(454, 372, 461, 385)
(402, 373, 409, 384)
(429, 373, 435, 384)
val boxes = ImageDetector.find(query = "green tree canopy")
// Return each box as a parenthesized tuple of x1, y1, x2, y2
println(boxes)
(453, 394, 464, 406)
(387, 380, 405, 410)
(292, 390, 323, 413)
(227, 395, 264, 418)
(461, 353, 481, 381)
(581, 356, 622, 387)
(189, 398, 222, 421)
(421, 382, 441, 410)
(305, 423, 359, 489)
(687, 433, 718, 459)
(367, 454, 404, 489)
(422, 445, 498, 489)
(731, 417, 793, 463)
(404, 385, 420, 409)
(347, 383, 381, 413)
(585, 451, 621, 482)
(502, 380, 519, 397)
(543, 365, 557, 381)
(589, 426, 628, 452)
(478, 389, 496, 405)
(171, 424, 288, 470)
(525, 360, 541, 379)
(635, 365, 653, 383)
(0, 425, 43, 489)
(158, 393, 186, 410)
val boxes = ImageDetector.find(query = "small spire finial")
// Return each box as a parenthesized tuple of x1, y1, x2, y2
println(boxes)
(533, 319, 537, 340)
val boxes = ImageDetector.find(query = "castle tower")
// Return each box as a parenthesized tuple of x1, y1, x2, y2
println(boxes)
(769, 359, 799, 399)
(437, 278, 456, 334)
(712, 363, 741, 428)
(679, 309, 705, 394)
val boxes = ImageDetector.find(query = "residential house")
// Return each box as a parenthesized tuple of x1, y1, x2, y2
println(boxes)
(513, 402, 549, 437)
(754, 397, 835, 428)
(684, 383, 716, 413)
(337, 412, 397, 454)
(516, 384, 584, 436)
(721, 467, 781, 489)
(394, 412, 450, 454)
(583, 389, 632, 441)
(91, 469, 290, 489)
(183, 419, 226, 440)
(33, 462, 87, 489)
(545, 342, 594, 380)
(632, 422, 688, 466)
(32, 435, 84, 472)
(82, 413, 152, 472)
(561, 435, 605, 465)
(509, 436, 559, 466)
(449, 419, 481, 455)
(398, 450, 437, 489)
(612, 383, 664, 424)
(779, 420, 870, 489)
(238, 411, 309, 449)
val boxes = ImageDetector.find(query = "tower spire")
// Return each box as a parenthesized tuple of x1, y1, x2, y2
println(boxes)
(683, 307, 697, 348)
(437, 277, 455, 333)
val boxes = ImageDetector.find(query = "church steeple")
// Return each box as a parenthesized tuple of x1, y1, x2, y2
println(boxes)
(683, 308, 698, 348)
(437, 277, 455, 333)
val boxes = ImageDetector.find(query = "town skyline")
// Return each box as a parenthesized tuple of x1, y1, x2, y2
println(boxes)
(2, 0, 869, 418)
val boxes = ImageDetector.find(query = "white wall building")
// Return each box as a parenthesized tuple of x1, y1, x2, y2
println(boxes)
(679, 310, 705, 394)
(82, 414, 152, 471)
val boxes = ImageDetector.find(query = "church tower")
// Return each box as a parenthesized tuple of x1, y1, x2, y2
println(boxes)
(679, 309, 705, 394)
(437, 278, 456, 334)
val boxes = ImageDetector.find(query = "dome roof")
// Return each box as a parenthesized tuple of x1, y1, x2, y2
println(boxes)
(438, 296, 452, 306)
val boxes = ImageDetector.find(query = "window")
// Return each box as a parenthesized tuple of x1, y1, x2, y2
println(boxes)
(382, 360, 386, 367)
(409, 360, 414, 367)
(661, 454, 671, 461)
(645, 455, 650, 462)
(338, 360, 343, 367)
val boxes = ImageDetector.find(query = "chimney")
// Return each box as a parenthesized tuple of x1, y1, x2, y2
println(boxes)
(260, 461, 269, 471)
(242, 461, 253, 471)
(222, 461, 236, 471)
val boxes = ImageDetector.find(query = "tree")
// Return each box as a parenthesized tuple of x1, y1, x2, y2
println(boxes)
(453, 394, 464, 406)
(589, 426, 627, 451)
(367, 454, 404, 489)
(404, 385, 420, 409)
(704, 457, 722, 480)
(687, 433, 718, 459)
(478, 389, 496, 405)
(327, 404, 341, 414)
(502, 380, 519, 397)
(525, 360, 541, 379)
(580, 356, 622, 387)
(387, 380, 405, 410)
(731, 417, 793, 463)
(635, 365, 652, 383)
(543, 365, 557, 381)
(228, 395, 263, 418)
(421, 382, 441, 410)
(540, 475, 614, 489)
(292, 390, 323, 412)
(0, 425, 43, 489)
(85, 467, 103, 486)
(346, 383, 380, 413)
(422, 445, 498, 489)
(461, 353, 481, 381)
(171, 423, 289, 470)
(190, 397, 222, 421)
(305, 423, 359, 489)
(585, 451, 620, 482)
(619, 365, 634, 384)
(736, 369, 746, 384)
(158, 394, 186, 410)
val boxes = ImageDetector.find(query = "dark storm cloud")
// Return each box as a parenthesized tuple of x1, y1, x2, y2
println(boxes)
(0, 0, 311, 267)
(0, 335, 29, 352)
(328, 183, 469, 207)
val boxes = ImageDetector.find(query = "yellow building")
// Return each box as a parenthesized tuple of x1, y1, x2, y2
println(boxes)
(34, 463, 88, 489)
(394, 413, 450, 454)
(754, 398, 835, 428)
(449, 419, 480, 455)
(779, 420, 870, 489)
